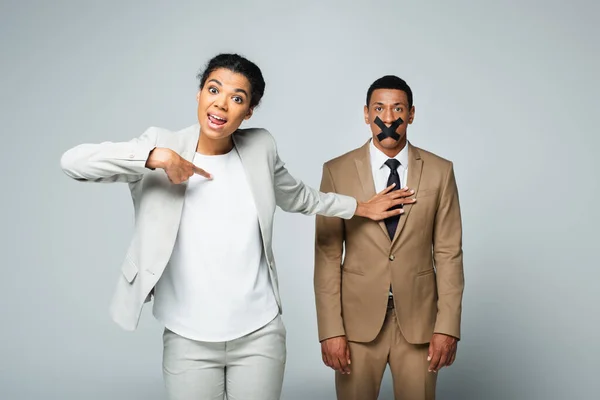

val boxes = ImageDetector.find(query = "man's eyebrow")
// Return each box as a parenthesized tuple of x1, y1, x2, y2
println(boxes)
(374, 102, 406, 106)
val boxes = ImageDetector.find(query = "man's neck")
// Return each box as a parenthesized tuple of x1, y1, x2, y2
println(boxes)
(373, 137, 407, 159)
(196, 135, 234, 155)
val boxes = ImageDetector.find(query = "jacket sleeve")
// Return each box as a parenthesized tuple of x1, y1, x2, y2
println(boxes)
(271, 135, 357, 219)
(314, 163, 347, 341)
(432, 163, 465, 340)
(60, 127, 159, 183)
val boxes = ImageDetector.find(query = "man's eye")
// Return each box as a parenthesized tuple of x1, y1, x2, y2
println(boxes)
(375, 107, 382, 112)
(233, 96, 243, 104)
(395, 107, 402, 112)
(209, 87, 218, 94)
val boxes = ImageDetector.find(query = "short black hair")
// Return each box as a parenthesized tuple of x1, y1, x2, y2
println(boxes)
(197, 53, 265, 108)
(366, 75, 413, 108)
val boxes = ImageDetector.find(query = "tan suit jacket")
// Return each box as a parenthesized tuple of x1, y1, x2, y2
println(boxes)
(314, 140, 464, 345)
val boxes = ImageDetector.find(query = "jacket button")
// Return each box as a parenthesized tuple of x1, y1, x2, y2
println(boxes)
(389, 254, 395, 261)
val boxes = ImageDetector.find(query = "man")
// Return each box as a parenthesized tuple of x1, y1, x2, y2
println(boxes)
(60, 54, 412, 400)
(314, 75, 464, 399)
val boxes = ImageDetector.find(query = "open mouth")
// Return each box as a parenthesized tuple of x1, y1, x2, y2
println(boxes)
(207, 113, 228, 128)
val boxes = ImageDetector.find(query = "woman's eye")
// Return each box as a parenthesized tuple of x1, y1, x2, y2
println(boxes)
(209, 87, 218, 94)
(233, 96, 243, 104)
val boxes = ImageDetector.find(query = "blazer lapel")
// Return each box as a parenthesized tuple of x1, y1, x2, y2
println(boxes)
(155, 123, 200, 201)
(180, 124, 201, 163)
(231, 132, 269, 242)
(354, 140, 391, 241)
(391, 143, 423, 244)
(177, 124, 201, 193)
(354, 141, 376, 199)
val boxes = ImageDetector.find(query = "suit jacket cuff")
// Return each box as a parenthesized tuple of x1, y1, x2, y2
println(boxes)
(433, 319, 461, 340)
(317, 316, 346, 342)
(318, 329, 347, 343)
(108, 143, 156, 172)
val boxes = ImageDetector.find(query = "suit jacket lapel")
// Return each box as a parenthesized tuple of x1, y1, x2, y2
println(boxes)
(391, 143, 423, 244)
(174, 124, 200, 198)
(180, 124, 201, 163)
(231, 132, 268, 240)
(354, 140, 391, 241)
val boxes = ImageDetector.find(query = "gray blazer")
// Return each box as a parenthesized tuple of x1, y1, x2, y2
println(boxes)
(60, 124, 357, 330)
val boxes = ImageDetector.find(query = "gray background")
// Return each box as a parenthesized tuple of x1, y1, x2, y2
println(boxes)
(1, 0, 598, 399)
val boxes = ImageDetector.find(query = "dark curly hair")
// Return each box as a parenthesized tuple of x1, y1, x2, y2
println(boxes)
(197, 53, 266, 108)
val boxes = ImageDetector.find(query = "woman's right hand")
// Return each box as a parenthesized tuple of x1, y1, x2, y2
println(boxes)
(146, 148, 212, 184)
(355, 184, 416, 221)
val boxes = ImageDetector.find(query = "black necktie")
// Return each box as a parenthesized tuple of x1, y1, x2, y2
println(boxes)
(384, 159, 402, 239)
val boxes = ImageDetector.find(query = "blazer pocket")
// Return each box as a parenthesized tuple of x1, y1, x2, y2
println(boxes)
(416, 268, 435, 277)
(417, 188, 439, 198)
(342, 267, 365, 276)
(121, 255, 139, 283)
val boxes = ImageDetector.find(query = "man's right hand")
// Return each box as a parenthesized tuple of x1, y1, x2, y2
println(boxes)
(321, 336, 351, 374)
(146, 148, 212, 184)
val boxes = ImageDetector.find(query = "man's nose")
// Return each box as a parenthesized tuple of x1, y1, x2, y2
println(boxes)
(382, 109, 394, 125)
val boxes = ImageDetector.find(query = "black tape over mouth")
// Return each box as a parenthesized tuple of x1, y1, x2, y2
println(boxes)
(374, 116, 403, 141)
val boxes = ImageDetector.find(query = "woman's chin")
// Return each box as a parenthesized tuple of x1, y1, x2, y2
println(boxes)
(199, 122, 235, 140)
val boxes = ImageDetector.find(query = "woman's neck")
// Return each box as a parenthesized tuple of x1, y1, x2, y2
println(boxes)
(196, 134, 234, 155)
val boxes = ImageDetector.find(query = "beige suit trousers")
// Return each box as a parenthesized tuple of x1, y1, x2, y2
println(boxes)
(336, 309, 437, 400)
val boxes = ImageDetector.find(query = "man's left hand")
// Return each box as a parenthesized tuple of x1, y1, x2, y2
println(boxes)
(427, 333, 458, 372)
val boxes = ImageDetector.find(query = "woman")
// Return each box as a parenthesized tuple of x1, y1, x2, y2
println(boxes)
(60, 53, 413, 399)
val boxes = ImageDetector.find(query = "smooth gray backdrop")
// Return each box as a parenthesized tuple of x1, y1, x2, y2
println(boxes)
(1, 1, 598, 399)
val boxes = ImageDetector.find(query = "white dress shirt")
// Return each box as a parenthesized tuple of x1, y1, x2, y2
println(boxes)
(369, 139, 409, 193)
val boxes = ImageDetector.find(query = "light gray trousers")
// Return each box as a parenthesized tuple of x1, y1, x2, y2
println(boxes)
(162, 314, 287, 400)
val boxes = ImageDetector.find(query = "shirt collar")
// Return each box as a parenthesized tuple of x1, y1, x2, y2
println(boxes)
(369, 139, 409, 170)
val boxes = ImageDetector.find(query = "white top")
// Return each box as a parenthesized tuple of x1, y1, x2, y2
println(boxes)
(369, 139, 409, 192)
(153, 148, 279, 342)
